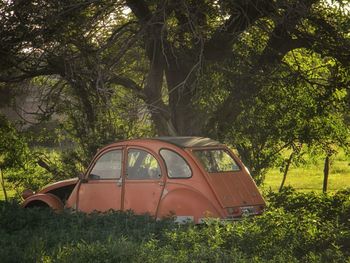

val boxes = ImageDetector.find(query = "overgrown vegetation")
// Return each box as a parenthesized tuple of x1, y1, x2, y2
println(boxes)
(1, 0, 349, 182)
(0, 117, 73, 199)
(1, 188, 349, 263)
(0, 1, 349, 260)
(0, 115, 29, 201)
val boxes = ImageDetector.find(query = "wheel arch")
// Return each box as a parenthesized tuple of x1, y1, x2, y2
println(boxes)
(22, 193, 64, 212)
(157, 187, 223, 223)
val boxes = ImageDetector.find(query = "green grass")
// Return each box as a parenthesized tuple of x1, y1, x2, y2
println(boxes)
(0, 189, 16, 200)
(263, 151, 350, 192)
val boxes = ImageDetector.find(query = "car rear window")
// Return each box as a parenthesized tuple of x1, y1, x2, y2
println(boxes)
(193, 149, 240, 173)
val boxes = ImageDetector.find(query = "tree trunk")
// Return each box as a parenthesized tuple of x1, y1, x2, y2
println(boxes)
(0, 168, 8, 202)
(145, 58, 206, 136)
(165, 63, 205, 136)
(279, 152, 293, 192)
(141, 35, 179, 136)
(323, 155, 330, 193)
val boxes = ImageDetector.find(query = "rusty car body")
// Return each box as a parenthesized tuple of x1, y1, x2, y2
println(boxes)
(22, 137, 265, 223)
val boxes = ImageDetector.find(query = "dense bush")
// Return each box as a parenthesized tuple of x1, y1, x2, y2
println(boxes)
(266, 187, 350, 225)
(0, 202, 176, 263)
(3, 149, 81, 199)
(1, 189, 349, 262)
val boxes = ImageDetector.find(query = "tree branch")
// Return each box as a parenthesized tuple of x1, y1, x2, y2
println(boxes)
(0, 68, 57, 83)
(109, 75, 145, 99)
(257, 0, 317, 68)
(125, 0, 152, 22)
(203, 0, 275, 61)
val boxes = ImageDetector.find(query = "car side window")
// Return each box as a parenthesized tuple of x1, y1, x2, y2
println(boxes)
(127, 149, 161, 180)
(89, 150, 122, 180)
(160, 149, 192, 178)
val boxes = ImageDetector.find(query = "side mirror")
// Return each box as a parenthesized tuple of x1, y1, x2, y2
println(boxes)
(78, 173, 88, 183)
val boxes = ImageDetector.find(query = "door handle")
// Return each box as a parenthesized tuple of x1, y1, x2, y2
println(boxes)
(159, 182, 165, 186)
(117, 178, 123, 187)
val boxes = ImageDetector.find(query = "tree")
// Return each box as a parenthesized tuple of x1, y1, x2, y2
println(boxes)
(0, 0, 153, 165)
(125, 0, 350, 137)
(0, 0, 349, 183)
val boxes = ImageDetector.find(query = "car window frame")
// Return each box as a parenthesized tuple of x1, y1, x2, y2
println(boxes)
(126, 147, 163, 181)
(191, 147, 242, 173)
(159, 148, 193, 179)
(87, 148, 124, 180)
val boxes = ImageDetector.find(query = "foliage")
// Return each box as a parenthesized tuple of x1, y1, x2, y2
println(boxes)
(0, 204, 176, 263)
(0, 115, 28, 170)
(0, 116, 61, 197)
(266, 186, 350, 224)
(0, 0, 153, 166)
(203, 47, 350, 183)
(5, 149, 66, 195)
(0, 115, 29, 201)
(1, 189, 350, 262)
(0, 0, 349, 184)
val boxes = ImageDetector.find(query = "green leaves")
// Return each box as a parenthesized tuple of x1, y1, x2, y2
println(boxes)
(1, 0, 350, 187)
(0, 115, 28, 170)
(1, 188, 350, 262)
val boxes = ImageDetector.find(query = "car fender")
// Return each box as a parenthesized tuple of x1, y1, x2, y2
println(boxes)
(22, 193, 64, 212)
(157, 187, 222, 223)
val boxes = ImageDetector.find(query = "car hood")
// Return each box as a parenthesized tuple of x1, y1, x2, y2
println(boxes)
(39, 178, 79, 194)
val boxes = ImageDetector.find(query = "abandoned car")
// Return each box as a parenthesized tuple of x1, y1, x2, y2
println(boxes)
(22, 137, 265, 223)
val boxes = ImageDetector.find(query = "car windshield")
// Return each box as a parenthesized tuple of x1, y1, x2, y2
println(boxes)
(193, 149, 240, 173)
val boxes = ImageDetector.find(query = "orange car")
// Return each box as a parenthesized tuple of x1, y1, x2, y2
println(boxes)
(22, 137, 265, 223)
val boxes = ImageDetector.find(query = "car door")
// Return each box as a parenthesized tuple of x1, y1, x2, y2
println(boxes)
(123, 147, 165, 215)
(77, 148, 124, 213)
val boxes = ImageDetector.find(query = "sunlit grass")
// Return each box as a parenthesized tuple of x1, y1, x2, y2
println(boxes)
(0, 189, 16, 200)
(263, 151, 350, 193)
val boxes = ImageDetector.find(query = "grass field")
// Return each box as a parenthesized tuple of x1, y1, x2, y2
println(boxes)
(0, 189, 16, 201)
(263, 150, 350, 192)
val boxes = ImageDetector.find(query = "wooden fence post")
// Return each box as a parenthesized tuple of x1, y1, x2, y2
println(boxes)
(322, 155, 330, 193)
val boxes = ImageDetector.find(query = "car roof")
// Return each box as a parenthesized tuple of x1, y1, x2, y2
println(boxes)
(153, 136, 222, 148)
